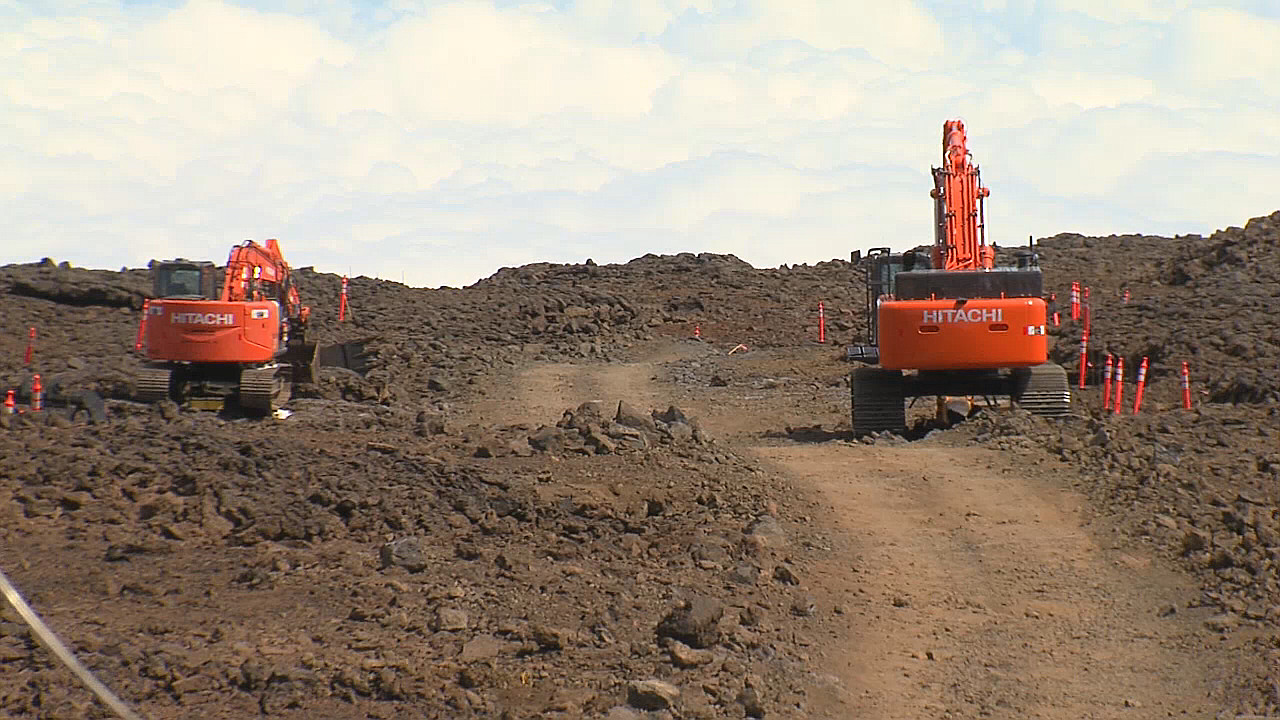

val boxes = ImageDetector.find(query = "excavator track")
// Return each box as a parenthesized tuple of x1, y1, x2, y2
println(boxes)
(239, 366, 289, 414)
(1012, 362, 1072, 417)
(852, 367, 907, 436)
(136, 367, 173, 403)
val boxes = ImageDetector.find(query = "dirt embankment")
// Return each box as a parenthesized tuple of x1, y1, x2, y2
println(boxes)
(1, 210, 1278, 718)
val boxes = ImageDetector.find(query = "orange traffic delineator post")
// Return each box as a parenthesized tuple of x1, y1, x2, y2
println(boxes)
(1052, 311, 1060, 327)
(817, 302, 826, 344)
(1077, 331, 1089, 389)
(31, 374, 43, 413)
(1101, 353, 1114, 410)
(339, 276, 349, 322)
(1123, 289, 1130, 305)
(3, 389, 13, 415)
(24, 327, 35, 366)
(134, 299, 150, 351)
(1181, 361, 1192, 410)
(1132, 357, 1149, 413)
(1070, 282, 1080, 321)
(1112, 357, 1125, 414)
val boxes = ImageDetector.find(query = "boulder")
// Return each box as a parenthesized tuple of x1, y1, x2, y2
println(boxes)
(628, 679, 680, 711)
(656, 596, 723, 649)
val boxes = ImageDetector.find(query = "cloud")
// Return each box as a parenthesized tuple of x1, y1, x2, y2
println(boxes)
(2, 0, 1279, 288)
(1166, 7, 1280, 95)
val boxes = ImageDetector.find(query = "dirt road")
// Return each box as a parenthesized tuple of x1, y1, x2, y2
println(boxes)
(487, 348, 1240, 719)
(757, 441, 1232, 719)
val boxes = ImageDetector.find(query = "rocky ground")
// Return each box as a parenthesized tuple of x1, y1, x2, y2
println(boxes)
(0, 211, 1277, 719)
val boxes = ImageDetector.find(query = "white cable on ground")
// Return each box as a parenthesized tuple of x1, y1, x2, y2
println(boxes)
(0, 566, 146, 720)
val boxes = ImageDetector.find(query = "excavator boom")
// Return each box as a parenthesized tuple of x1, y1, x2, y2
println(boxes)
(221, 238, 310, 323)
(930, 119, 993, 271)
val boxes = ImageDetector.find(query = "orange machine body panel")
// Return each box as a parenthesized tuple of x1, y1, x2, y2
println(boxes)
(877, 296, 1047, 371)
(145, 299, 281, 364)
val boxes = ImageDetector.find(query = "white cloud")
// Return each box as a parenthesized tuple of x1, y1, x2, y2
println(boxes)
(1044, 0, 1191, 24)
(2, 0, 1278, 288)
(1166, 7, 1280, 94)
(334, 3, 679, 126)
(661, 0, 942, 69)
(1112, 151, 1280, 230)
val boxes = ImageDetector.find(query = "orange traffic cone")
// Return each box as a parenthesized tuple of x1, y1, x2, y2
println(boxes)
(31, 374, 43, 412)
(3, 389, 13, 414)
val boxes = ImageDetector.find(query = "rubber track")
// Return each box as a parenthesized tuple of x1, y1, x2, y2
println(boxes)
(1014, 363, 1072, 417)
(136, 368, 172, 403)
(239, 366, 287, 413)
(852, 367, 907, 436)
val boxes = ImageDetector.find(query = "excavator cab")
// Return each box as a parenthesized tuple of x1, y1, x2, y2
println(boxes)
(152, 260, 217, 299)
(847, 248, 933, 363)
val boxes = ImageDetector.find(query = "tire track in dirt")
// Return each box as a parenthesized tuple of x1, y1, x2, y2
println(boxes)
(754, 441, 1228, 719)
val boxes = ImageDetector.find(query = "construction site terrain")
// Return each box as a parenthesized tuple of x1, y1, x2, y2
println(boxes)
(1, 210, 1279, 719)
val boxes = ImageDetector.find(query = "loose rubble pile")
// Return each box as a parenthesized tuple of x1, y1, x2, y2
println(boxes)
(0, 399, 845, 718)
(455, 401, 718, 461)
(0, 251, 865, 414)
(1, 209, 1278, 717)
(1038, 210, 1280, 408)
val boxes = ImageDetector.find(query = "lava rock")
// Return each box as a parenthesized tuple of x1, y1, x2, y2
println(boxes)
(653, 405, 689, 424)
(656, 596, 723, 649)
(627, 679, 680, 711)
(432, 607, 469, 632)
(530, 624, 575, 651)
(615, 401, 658, 434)
(667, 639, 713, 668)
(529, 425, 568, 452)
(745, 516, 787, 548)
(379, 537, 429, 573)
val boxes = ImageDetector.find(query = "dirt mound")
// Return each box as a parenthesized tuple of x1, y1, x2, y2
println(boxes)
(3, 210, 1280, 717)
(965, 404, 1280, 618)
(1036, 210, 1280, 409)
(0, 398, 836, 718)
(2, 248, 866, 415)
(3, 258, 149, 310)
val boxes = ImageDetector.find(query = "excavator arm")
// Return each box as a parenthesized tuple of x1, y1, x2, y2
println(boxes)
(220, 239, 310, 322)
(929, 119, 994, 271)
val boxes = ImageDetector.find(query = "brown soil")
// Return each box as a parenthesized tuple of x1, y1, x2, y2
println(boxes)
(1, 213, 1278, 719)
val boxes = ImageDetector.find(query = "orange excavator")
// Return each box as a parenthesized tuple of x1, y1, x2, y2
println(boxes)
(136, 239, 317, 413)
(847, 120, 1070, 435)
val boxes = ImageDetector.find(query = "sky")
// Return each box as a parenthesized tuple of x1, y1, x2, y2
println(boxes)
(4, 0, 1279, 288)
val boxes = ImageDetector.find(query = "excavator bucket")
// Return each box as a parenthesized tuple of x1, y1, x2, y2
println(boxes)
(316, 340, 373, 376)
(936, 396, 974, 426)
(284, 341, 319, 385)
